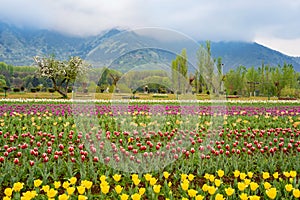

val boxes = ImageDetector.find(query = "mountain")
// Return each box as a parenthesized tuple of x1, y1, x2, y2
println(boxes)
(209, 41, 300, 72)
(1, 21, 300, 72)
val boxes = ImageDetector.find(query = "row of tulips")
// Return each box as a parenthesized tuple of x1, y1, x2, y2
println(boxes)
(1, 103, 300, 116)
(2, 170, 300, 199)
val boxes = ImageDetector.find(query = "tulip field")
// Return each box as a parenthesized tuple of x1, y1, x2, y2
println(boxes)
(0, 99, 300, 199)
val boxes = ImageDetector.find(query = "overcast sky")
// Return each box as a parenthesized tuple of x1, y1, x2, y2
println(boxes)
(1, 0, 300, 56)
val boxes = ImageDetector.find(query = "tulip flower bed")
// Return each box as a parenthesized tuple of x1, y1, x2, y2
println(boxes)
(0, 100, 300, 199)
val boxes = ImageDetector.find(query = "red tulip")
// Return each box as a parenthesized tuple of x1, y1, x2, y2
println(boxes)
(14, 158, 19, 164)
(59, 144, 64, 150)
(93, 156, 99, 162)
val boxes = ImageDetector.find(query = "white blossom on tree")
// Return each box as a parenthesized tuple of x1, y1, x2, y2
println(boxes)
(33, 55, 90, 98)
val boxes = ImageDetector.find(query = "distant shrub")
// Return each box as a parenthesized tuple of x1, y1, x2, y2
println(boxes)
(31, 88, 36, 93)
(13, 88, 20, 92)
(48, 88, 55, 93)
(20, 86, 25, 92)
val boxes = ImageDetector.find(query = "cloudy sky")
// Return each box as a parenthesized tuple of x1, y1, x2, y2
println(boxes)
(1, 0, 300, 56)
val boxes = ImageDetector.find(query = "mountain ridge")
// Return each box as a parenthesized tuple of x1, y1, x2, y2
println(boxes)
(0, 21, 300, 71)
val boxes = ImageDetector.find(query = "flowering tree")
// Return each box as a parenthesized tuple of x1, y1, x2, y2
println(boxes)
(33, 55, 90, 98)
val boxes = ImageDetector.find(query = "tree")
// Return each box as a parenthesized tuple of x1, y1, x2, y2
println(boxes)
(197, 41, 217, 94)
(224, 65, 246, 95)
(171, 48, 188, 94)
(33, 55, 90, 98)
(245, 66, 259, 96)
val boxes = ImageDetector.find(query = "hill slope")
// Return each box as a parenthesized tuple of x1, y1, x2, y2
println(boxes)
(0, 21, 300, 71)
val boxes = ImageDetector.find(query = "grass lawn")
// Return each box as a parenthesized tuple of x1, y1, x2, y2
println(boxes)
(0, 91, 282, 101)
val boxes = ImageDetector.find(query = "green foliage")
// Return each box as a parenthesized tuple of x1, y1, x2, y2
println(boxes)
(171, 48, 188, 94)
(223, 63, 300, 98)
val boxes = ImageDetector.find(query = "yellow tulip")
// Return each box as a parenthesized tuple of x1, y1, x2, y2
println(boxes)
(4, 188, 13, 197)
(188, 174, 195, 181)
(215, 193, 225, 200)
(225, 187, 234, 196)
(66, 187, 75, 195)
(163, 171, 170, 179)
(266, 188, 277, 199)
(234, 170, 240, 178)
(120, 193, 129, 200)
(250, 182, 259, 191)
(263, 182, 271, 190)
(115, 185, 123, 194)
(238, 182, 247, 191)
(144, 173, 152, 181)
(113, 174, 122, 182)
(290, 170, 297, 178)
(139, 187, 146, 195)
(217, 169, 224, 178)
(54, 181, 61, 189)
(47, 188, 58, 198)
(202, 184, 209, 192)
(78, 195, 88, 200)
(34, 179, 42, 188)
(149, 177, 157, 186)
(181, 173, 188, 181)
(77, 185, 85, 195)
(293, 189, 300, 198)
(283, 171, 290, 178)
(58, 194, 69, 200)
(131, 193, 141, 200)
(13, 182, 24, 192)
(41, 185, 50, 193)
(100, 175, 107, 182)
(81, 180, 92, 189)
(62, 181, 70, 189)
(239, 193, 248, 200)
(285, 184, 293, 192)
(195, 195, 204, 200)
(272, 172, 279, 179)
(181, 181, 189, 191)
(240, 173, 247, 180)
(214, 179, 222, 187)
(188, 189, 198, 197)
(208, 186, 217, 195)
(247, 172, 253, 178)
(262, 172, 270, 179)
(69, 177, 77, 185)
(249, 195, 260, 200)
(153, 185, 161, 194)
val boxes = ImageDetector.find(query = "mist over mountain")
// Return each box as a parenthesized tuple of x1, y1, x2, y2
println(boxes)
(1, 21, 300, 72)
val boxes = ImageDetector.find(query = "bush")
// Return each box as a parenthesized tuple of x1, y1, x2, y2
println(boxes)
(67, 88, 73, 93)
(109, 85, 115, 93)
(281, 86, 296, 97)
(13, 88, 20, 92)
(31, 88, 36, 93)
(20, 86, 25, 92)
(48, 88, 55, 93)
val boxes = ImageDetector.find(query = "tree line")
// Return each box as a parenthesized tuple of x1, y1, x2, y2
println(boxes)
(1, 42, 300, 98)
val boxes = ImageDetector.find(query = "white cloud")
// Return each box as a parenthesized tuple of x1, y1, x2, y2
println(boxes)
(0, 0, 300, 55)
